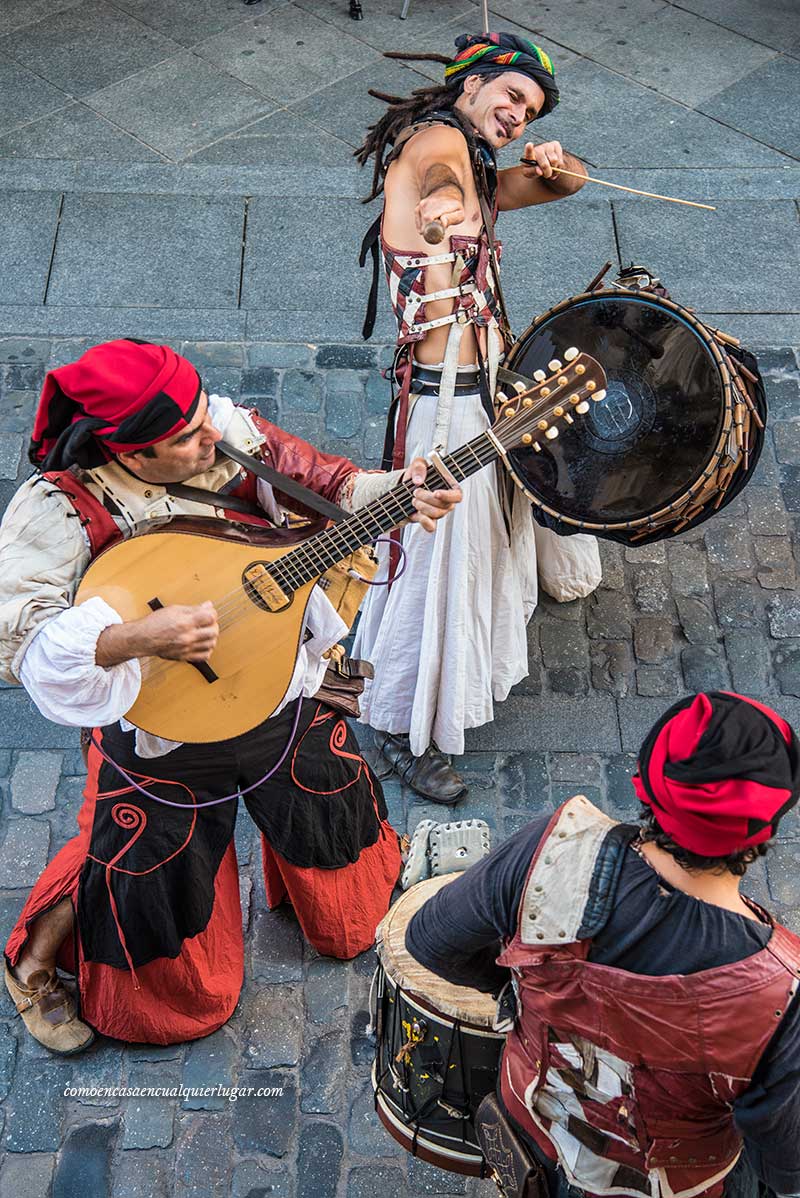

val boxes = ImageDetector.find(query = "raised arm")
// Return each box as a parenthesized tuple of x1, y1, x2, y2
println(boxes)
(497, 138, 587, 211)
(387, 125, 473, 242)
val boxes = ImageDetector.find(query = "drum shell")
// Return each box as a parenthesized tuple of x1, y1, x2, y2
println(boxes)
(504, 289, 767, 546)
(373, 964, 504, 1176)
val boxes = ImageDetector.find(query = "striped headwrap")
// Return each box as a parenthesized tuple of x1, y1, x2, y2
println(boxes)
(445, 32, 559, 118)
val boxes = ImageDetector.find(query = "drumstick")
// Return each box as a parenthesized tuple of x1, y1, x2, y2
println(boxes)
(518, 160, 716, 211)
(422, 220, 446, 244)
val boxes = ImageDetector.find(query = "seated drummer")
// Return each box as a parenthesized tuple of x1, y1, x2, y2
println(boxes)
(0, 338, 461, 1054)
(406, 692, 800, 1198)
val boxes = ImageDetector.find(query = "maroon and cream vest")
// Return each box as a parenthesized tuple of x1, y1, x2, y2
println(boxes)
(497, 795, 800, 1198)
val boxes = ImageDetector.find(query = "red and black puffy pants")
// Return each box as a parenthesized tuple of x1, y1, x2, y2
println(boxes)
(5, 699, 401, 1044)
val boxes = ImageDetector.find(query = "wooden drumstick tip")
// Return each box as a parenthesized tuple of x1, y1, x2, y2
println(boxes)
(422, 220, 445, 244)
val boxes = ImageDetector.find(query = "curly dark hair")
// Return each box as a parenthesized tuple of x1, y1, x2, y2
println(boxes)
(354, 52, 470, 202)
(636, 805, 770, 877)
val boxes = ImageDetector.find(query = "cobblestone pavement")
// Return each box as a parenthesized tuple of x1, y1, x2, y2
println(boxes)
(0, 0, 799, 1194)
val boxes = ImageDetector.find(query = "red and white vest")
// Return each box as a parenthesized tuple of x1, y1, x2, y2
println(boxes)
(497, 795, 800, 1198)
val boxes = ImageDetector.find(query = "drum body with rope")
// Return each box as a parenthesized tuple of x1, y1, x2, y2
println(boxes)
(502, 278, 767, 545)
(372, 876, 505, 1176)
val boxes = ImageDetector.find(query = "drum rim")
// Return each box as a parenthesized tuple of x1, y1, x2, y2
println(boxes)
(372, 1067, 487, 1177)
(379, 968, 505, 1036)
(505, 287, 736, 532)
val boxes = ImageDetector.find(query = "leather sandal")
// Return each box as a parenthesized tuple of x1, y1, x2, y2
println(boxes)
(375, 732, 467, 805)
(5, 965, 95, 1056)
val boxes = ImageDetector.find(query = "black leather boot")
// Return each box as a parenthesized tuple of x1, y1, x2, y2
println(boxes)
(375, 732, 467, 805)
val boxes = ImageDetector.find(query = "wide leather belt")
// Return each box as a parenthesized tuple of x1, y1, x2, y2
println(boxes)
(410, 365, 481, 397)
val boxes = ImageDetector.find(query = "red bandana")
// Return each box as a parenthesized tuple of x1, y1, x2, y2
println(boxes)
(30, 339, 201, 471)
(634, 691, 800, 856)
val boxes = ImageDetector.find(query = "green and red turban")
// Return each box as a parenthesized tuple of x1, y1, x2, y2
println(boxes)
(445, 32, 559, 118)
(634, 692, 800, 856)
(30, 339, 202, 472)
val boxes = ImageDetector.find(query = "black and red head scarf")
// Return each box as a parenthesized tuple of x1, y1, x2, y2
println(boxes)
(634, 692, 800, 856)
(29, 339, 202, 472)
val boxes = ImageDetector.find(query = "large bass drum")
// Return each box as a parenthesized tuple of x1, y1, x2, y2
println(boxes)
(372, 875, 504, 1176)
(503, 275, 767, 545)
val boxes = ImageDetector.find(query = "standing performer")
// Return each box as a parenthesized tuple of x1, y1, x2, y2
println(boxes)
(407, 692, 800, 1198)
(0, 339, 461, 1052)
(355, 33, 602, 804)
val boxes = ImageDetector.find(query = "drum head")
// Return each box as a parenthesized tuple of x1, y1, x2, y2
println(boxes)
(507, 293, 726, 527)
(377, 875, 497, 1028)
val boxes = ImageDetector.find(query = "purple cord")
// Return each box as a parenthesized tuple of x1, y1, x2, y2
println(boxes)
(355, 535, 408, 585)
(89, 695, 304, 810)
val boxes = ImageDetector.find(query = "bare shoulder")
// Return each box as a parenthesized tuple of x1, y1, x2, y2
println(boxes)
(397, 122, 468, 168)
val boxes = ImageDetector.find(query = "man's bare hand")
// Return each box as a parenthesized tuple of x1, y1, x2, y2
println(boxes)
(414, 190, 465, 238)
(520, 139, 566, 179)
(403, 457, 462, 533)
(95, 601, 220, 667)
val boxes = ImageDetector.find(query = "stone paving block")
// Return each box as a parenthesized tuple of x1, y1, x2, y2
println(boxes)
(244, 985, 302, 1069)
(48, 193, 243, 308)
(176, 1112, 234, 1194)
(498, 753, 550, 810)
(724, 632, 771, 695)
(86, 52, 276, 163)
(348, 1165, 409, 1198)
(110, 1151, 172, 1198)
(0, 819, 50, 888)
(713, 579, 763, 630)
(72, 1043, 123, 1107)
(746, 487, 790, 537)
(0, 434, 22, 480)
(0, 102, 163, 163)
(10, 749, 62, 813)
(605, 754, 640, 819)
(597, 542, 625, 590)
(0, 1025, 16, 1103)
(190, 108, 349, 169)
(287, 56, 433, 151)
(242, 197, 372, 316)
(123, 1062, 178, 1149)
(0, 1152, 55, 1198)
(540, 622, 588, 670)
(499, 199, 618, 335)
(775, 422, 800, 465)
(3, 1057, 67, 1151)
(349, 1006, 374, 1068)
(181, 1026, 238, 1111)
(195, 7, 379, 104)
(668, 543, 709, 595)
(248, 342, 314, 370)
(704, 521, 754, 571)
(700, 56, 800, 160)
(766, 840, 800, 907)
(636, 665, 681, 697)
(591, 6, 777, 107)
(232, 1160, 294, 1198)
(587, 591, 631, 640)
(767, 593, 800, 638)
(466, 697, 620, 752)
(348, 1078, 400, 1159)
(633, 618, 673, 664)
(754, 536, 796, 590)
(526, 57, 788, 169)
(409, 1155, 467, 1193)
(300, 1030, 345, 1114)
(112, 0, 281, 45)
(232, 1072, 295, 1156)
(0, 191, 59, 306)
(681, 646, 730, 692)
(590, 641, 635, 698)
(618, 698, 685, 752)
(0, 1, 178, 97)
(773, 641, 800, 697)
(325, 374, 365, 438)
(281, 370, 322, 414)
(0, 56, 67, 138)
(296, 1121, 343, 1198)
(250, 909, 304, 982)
(548, 754, 604, 786)
(614, 201, 798, 314)
(676, 0, 800, 50)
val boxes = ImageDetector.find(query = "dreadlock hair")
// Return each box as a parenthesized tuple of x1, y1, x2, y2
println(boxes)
(355, 51, 474, 203)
